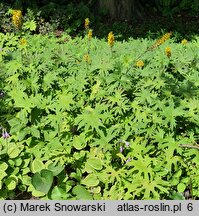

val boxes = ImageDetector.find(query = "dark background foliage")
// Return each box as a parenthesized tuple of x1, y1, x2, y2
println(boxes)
(0, 0, 198, 39)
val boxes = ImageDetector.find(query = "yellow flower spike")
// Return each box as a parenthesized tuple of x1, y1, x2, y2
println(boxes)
(149, 32, 172, 50)
(165, 47, 171, 58)
(84, 18, 90, 29)
(108, 31, 114, 47)
(12, 9, 22, 29)
(20, 38, 27, 46)
(83, 54, 91, 64)
(181, 39, 188, 45)
(136, 60, 144, 68)
(88, 29, 92, 40)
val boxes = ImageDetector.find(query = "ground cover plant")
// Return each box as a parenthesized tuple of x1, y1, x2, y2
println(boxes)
(0, 12, 199, 199)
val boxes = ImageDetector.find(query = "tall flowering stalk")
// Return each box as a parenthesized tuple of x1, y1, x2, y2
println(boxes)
(20, 38, 27, 46)
(165, 47, 171, 58)
(148, 32, 172, 51)
(88, 29, 92, 41)
(83, 53, 91, 70)
(136, 60, 144, 68)
(84, 18, 90, 30)
(84, 18, 92, 51)
(12, 9, 22, 29)
(131, 32, 172, 69)
(19, 38, 28, 55)
(83, 54, 91, 64)
(108, 31, 114, 48)
(181, 39, 188, 45)
(108, 31, 114, 56)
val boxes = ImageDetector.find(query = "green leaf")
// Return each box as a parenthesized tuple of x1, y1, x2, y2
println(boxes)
(42, 73, 57, 92)
(170, 178, 180, 186)
(8, 117, 24, 134)
(169, 192, 185, 200)
(30, 159, 45, 173)
(16, 109, 29, 124)
(0, 162, 8, 171)
(14, 158, 23, 166)
(177, 183, 186, 193)
(9, 89, 34, 108)
(28, 184, 46, 197)
(181, 177, 190, 184)
(127, 154, 154, 180)
(44, 131, 57, 141)
(7, 143, 21, 158)
(55, 91, 75, 111)
(116, 153, 126, 164)
(21, 175, 31, 186)
(87, 158, 103, 170)
(173, 169, 182, 178)
(32, 169, 53, 194)
(47, 162, 64, 176)
(51, 186, 69, 200)
(31, 127, 40, 138)
(18, 128, 29, 141)
(72, 185, 93, 200)
(92, 186, 101, 194)
(90, 80, 101, 100)
(73, 134, 87, 150)
(29, 20, 37, 31)
(8, 118, 21, 128)
(81, 174, 99, 187)
(23, 20, 37, 31)
(0, 171, 7, 181)
(84, 162, 95, 173)
(75, 106, 105, 133)
(5, 175, 18, 190)
(92, 126, 119, 149)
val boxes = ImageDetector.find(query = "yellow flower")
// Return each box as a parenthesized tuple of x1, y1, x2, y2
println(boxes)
(136, 60, 144, 68)
(84, 54, 91, 64)
(84, 18, 90, 29)
(108, 31, 114, 47)
(20, 38, 27, 46)
(181, 39, 188, 45)
(88, 29, 92, 40)
(149, 32, 172, 50)
(12, 9, 22, 29)
(165, 47, 171, 58)
(157, 32, 172, 45)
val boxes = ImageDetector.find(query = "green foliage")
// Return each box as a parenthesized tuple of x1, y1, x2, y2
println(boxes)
(154, 0, 199, 16)
(0, 2, 93, 35)
(0, 30, 198, 200)
(179, 0, 199, 13)
(32, 169, 54, 194)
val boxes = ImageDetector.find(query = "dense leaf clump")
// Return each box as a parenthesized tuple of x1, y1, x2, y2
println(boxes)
(0, 32, 199, 200)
